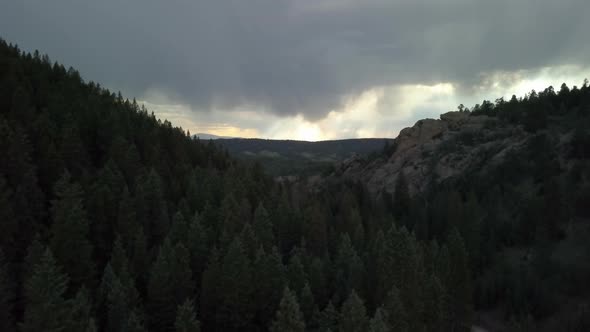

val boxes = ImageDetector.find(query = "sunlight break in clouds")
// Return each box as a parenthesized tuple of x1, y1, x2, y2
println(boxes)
(141, 82, 458, 141)
(474, 65, 589, 99)
(139, 101, 261, 138)
(309, 82, 457, 139)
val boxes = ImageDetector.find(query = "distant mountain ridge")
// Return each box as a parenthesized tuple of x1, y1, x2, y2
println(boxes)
(194, 133, 234, 139)
(214, 137, 393, 176)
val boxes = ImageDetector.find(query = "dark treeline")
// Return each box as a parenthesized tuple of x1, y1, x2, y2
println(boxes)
(0, 38, 589, 332)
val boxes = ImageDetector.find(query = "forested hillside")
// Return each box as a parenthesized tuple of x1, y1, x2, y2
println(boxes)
(0, 38, 474, 332)
(327, 78, 590, 330)
(1, 37, 589, 332)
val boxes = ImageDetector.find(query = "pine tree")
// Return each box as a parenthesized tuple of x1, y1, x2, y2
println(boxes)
(334, 235, 364, 304)
(106, 275, 131, 332)
(219, 193, 244, 247)
(423, 240, 440, 277)
(337, 189, 360, 236)
(253, 246, 286, 325)
(0, 249, 15, 332)
(50, 171, 94, 289)
(369, 308, 390, 332)
(59, 120, 88, 176)
(116, 185, 138, 249)
(436, 245, 451, 287)
(112, 239, 144, 330)
(200, 248, 221, 330)
(20, 249, 71, 332)
(99, 238, 139, 332)
(367, 229, 386, 308)
(185, 170, 204, 214)
(98, 263, 116, 326)
(377, 226, 423, 329)
(109, 138, 141, 188)
(339, 290, 369, 332)
(240, 222, 259, 260)
(168, 211, 190, 246)
(287, 252, 307, 296)
(200, 200, 220, 235)
(218, 237, 254, 330)
(175, 299, 201, 332)
(135, 169, 169, 246)
(187, 212, 209, 284)
(253, 202, 275, 251)
(10, 85, 34, 124)
(447, 229, 473, 331)
(270, 287, 305, 332)
(319, 301, 339, 332)
(308, 257, 327, 307)
(382, 286, 408, 332)
(110, 237, 128, 277)
(170, 243, 194, 310)
(303, 201, 328, 256)
(86, 161, 124, 264)
(84, 320, 97, 332)
(148, 239, 194, 331)
(376, 226, 401, 303)
(129, 226, 148, 289)
(177, 198, 191, 223)
(300, 282, 318, 328)
(422, 274, 447, 331)
(66, 287, 96, 332)
(23, 235, 45, 281)
(0, 121, 45, 251)
(275, 193, 302, 255)
(37, 134, 64, 193)
(125, 310, 147, 332)
(0, 177, 17, 260)
(352, 222, 365, 253)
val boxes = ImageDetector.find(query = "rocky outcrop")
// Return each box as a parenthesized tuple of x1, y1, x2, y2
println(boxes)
(333, 111, 533, 196)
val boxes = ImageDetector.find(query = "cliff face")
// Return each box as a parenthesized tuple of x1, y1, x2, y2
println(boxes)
(333, 111, 537, 196)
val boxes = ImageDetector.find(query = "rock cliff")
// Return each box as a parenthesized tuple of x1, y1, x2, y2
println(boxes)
(332, 111, 536, 196)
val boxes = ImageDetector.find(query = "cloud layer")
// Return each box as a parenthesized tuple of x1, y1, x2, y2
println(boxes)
(1, 0, 588, 138)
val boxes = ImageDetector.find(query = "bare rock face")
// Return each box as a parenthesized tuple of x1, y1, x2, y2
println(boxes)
(395, 119, 448, 155)
(332, 111, 532, 197)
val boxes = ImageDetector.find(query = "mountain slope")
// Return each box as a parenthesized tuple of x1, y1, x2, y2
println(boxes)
(0, 38, 482, 332)
(325, 84, 590, 330)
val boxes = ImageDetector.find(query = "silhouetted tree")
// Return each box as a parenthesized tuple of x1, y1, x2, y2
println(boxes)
(339, 290, 369, 332)
(175, 299, 201, 332)
(50, 172, 94, 289)
(369, 307, 390, 332)
(0, 249, 15, 332)
(270, 287, 305, 332)
(20, 249, 71, 332)
(218, 237, 254, 330)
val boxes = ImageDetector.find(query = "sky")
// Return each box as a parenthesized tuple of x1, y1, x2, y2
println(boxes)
(1, 0, 589, 141)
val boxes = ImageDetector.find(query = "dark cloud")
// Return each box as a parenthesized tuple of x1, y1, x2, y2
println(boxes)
(1, 0, 588, 120)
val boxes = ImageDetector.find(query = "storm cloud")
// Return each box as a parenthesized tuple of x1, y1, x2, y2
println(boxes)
(1, 0, 589, 135)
